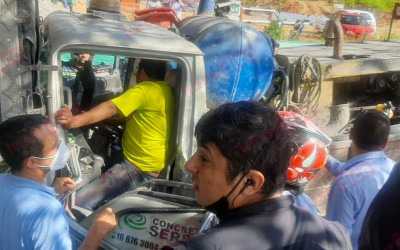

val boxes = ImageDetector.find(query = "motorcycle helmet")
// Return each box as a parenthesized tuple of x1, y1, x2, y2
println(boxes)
(286, 138, 328, 186)
(278, 111, 330, 190)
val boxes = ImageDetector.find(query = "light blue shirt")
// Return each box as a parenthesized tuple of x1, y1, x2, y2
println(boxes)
(294, 193, 320, 215)
(0, 173, 72, 250)
(325, 151, 395, 249)
(325, 155, 348, 177)
(283, 192, 320, 214)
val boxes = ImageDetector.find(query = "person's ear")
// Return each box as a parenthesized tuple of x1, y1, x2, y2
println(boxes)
(25, 157, 37, 170)
(242, 170, 265, 195)
(135, 68, 142, 81)
(140, 68, 146, 77)
(382, 140, 388, 150)
(141, 68, 150, 79)
(137, 68, 145, 82)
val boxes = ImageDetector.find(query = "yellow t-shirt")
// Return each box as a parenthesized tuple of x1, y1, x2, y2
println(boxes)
(111, 81, 174, 172)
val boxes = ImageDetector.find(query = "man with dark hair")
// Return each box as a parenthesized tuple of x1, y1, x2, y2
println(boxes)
(0, 114, 117, 250)
(62, 53, 95, 112)
(55, 59, 173, 209)
(170, 101, 351, 249)
(325, 110, 395, 249)
(72, 53, 95, 111)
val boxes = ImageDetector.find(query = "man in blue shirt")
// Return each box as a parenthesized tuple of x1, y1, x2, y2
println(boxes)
(0, 114, 117, 250)
(325, 110, 396, 249)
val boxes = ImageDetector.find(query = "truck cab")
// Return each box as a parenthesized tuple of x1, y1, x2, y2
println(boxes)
(42, 10, 207, 182)
(0, 0, 276, 248)
(0, 5, 212, 248)
(44, 11, 212, 249)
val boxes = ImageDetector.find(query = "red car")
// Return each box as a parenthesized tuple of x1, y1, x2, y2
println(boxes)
(332, 12, 375, 38)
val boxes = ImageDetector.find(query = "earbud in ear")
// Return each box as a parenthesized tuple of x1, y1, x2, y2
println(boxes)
(245, 179, 253, 186)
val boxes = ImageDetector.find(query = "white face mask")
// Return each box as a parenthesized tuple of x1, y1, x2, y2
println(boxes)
(31, 141, 71, 171)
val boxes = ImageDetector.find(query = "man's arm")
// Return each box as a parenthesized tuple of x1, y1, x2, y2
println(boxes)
(79, 208, 117, 250)
(55, 101, 117, 129)
(28, 204, 116, 250)
(26, 203, 73, 249)
(325, 156, 345, 177)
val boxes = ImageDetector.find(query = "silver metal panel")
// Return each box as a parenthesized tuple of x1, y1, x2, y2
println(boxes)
(43, 12, 203, 57)
(277, 40, 400, 79)
(0, 0, 37, 122)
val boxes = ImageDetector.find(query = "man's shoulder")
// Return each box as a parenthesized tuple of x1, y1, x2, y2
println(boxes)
(128, 81, 170, 94)
(301, 208, 347, 232)
(0, 177, 61, 211)
(178, 206, 351, 250)
(0, 174, 50, 196)
(137, 80, 164, 87)
(137, 81, 173, 101)
(348, 152, 395, 170)
(0, 173, 6, 182)
(12, 187, 62, 212)
(333, 154, 395, 188)
(292, 207, 352, 248)
(0, 183, 66, 234)
(345, 155, 393, 175)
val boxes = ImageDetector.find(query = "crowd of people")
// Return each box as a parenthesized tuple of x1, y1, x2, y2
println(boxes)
(0, 57, 399, 249)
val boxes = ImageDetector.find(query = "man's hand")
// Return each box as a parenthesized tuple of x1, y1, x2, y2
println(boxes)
(53, 177, 76, 195)
(55, 105, 75, 129)
(55, 101, 118, 130)
(92, 208, 117, 237)
(79, 208, 117, 250)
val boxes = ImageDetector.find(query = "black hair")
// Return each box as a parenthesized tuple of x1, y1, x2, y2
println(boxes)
(72, 53, 93, 65)
(138, 59, 166, 81)
(0, 115, 51, 173)
(352, 110, 390, 151)
(195, 101, 292, 198)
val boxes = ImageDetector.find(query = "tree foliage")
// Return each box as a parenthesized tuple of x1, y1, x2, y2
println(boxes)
(331, 0, 394, 11)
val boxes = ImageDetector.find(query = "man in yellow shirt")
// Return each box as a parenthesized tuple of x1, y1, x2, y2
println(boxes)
(55, 59, 174, 209)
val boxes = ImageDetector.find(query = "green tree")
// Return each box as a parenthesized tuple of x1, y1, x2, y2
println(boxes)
(264, 21, 284, 40)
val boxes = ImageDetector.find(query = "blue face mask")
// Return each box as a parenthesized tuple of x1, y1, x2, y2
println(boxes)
(31, 141, 71, 171)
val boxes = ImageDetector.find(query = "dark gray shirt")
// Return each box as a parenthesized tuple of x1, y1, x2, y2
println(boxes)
(171, 196, 351, 250)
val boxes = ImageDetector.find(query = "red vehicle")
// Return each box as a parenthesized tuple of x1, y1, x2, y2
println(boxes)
(332, 12, 375, 38)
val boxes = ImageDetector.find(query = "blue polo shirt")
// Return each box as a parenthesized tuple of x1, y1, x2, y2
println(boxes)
(325, 151, 395, 250)
(0, 173, 72, 250)
(282, 192, 320, 214)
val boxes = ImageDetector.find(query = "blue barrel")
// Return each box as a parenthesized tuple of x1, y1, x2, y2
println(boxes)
(178, 16, 275, 108)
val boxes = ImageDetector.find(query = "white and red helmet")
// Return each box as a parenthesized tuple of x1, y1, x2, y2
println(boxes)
(279, 111, 331, 186)
(287, 138, 328, 186)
